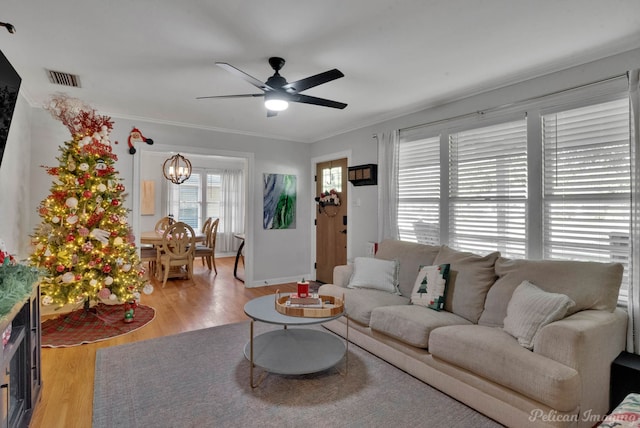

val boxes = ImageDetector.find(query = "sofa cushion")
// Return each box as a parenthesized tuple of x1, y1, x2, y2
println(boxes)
(375, 239, 441, 297)
(433, 246, 500, 323)
(502, 280, 575, 350)
(347, 257, 399, 294)
(318, 283, 409, 326)
(429, 325, 580, 411)
(410, 264, 450, 311)
(478, 257, 624, 328)
(370, 305, 471, 348)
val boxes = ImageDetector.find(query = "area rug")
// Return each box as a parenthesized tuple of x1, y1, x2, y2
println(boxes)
(93, 322, 503, 428)
(41, 303, 155, 348)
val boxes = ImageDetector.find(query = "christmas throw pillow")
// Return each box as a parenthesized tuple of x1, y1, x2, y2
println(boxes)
(410, 264, 450, 311)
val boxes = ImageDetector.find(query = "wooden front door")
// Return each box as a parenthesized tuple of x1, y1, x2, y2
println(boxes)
(315, 158, 348, 283)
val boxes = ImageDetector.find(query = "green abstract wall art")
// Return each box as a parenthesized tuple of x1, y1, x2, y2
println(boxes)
(263, 173, 296, 229)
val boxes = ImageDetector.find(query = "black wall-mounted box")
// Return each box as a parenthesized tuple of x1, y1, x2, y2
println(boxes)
(348, 164, 377, 186)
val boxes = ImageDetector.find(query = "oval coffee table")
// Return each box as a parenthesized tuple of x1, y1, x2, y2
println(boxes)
(243, 294, 347, 388)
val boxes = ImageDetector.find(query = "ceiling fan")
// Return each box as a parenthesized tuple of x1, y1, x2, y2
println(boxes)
(197, 57, 347, 117)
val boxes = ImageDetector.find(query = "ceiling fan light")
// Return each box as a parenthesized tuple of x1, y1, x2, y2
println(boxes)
(264, 97, 288, 111)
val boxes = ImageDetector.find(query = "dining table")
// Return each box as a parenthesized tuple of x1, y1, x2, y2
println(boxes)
(139, 230, 206, 281)
(139, 230, 206, 246)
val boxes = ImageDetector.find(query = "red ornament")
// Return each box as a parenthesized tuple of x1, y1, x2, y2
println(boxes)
(111, 199, 120, 206)
(66, 234, 75, 242)
(78, 178, 86, 186)
(103, 265, 112, 273)
(56, 265, 65, 272)
(83, 190, 92, 198)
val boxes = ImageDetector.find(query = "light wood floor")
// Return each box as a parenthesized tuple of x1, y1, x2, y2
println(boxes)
(29, 257, 298, 428)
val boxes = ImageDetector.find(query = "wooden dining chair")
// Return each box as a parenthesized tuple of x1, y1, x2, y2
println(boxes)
(202, 217, 212, 236)
(194, 218, 219, 273)
(154, 216, 175, 233)
(157, 222, 196, 287)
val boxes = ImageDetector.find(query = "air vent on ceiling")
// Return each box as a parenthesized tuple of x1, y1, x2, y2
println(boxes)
(46, 69, 81, 87)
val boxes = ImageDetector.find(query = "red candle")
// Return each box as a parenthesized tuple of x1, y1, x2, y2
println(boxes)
(297, 280, 309, 298)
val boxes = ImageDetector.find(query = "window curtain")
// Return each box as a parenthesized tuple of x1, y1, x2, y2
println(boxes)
(217, 168, 245, 253)
(377, 130, 400, 242)
(628, 69, 640, 354)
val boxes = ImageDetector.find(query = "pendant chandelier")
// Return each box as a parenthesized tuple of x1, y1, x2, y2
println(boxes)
(162, 153, 192, 185)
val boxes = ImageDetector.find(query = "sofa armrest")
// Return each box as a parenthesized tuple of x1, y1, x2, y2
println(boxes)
(534, 308, 627, 417)
(534, 308, 627, 368)
(332, 264, 353, 288)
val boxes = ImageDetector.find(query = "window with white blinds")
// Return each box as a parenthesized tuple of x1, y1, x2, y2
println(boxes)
(168, 170, 223, 231)
(542, 98, 631, 298)
(394, 88, 631, 304)
(449, 119, 528, 258)
(397, 136, 440, 244)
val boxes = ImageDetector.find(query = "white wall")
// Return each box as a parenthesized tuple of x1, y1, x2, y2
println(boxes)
(27, 111, 312, 286)
(310, 47, 640, 259)
(0, 94, 32, 258)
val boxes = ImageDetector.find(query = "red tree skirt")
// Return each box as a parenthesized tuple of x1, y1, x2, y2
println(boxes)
(41, 303, 155, 348)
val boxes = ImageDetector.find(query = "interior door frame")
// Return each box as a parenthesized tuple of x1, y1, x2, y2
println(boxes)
(132, 143, 254, 285)
(310, 150, 352, 281)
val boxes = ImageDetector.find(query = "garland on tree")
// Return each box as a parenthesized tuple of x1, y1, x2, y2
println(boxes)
(29, 94, 151, 308)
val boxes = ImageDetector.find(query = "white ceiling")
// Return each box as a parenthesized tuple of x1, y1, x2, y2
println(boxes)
(2, 0, 640, 143)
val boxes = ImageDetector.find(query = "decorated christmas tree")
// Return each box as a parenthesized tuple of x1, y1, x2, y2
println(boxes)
(29, 94, 151, 309)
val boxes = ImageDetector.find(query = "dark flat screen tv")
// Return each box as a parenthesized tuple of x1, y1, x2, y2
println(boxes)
(0, 49, 21, 168)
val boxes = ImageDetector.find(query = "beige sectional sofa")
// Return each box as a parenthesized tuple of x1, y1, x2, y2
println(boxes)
(318, 239, 628, 428)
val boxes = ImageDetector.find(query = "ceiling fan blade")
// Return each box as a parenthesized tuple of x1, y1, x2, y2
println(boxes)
(282, 69, 344, 93)
(290, 94, 347, 109)
(196, 94, 264, 100)
(216, 62, 272, 91)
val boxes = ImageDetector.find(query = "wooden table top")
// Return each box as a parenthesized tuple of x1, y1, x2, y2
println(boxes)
(140, 230, 205, 245)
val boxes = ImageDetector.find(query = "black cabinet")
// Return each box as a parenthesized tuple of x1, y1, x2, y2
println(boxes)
(610, 351, 640, 412)
(0, 286, 41, 428)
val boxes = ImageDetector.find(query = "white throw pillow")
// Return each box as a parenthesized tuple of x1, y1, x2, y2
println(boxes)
(503, 280, 575, 350)
(347, 257, 399, 294)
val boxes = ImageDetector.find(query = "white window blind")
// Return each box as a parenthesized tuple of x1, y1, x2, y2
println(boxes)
(543, 98, 630, 300)
(168, 173, 202, 230)
(397, 136, 440, 244)
(168, 171, 225, 232)
(449, 119, 527, 257)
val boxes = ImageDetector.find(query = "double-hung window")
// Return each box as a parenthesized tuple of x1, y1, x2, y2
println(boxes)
(397, 136, 440, 244)
(449, 119, 528, 258)
(168, 169, 222, 231)
(542, 98, 631, 297)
